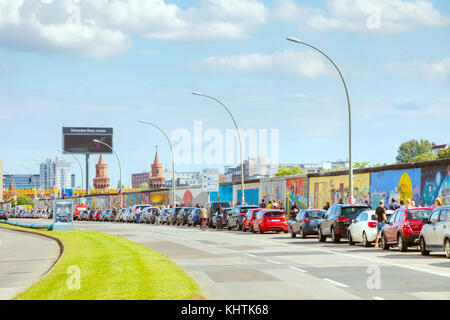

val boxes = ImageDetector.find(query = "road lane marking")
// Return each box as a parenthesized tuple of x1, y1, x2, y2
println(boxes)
(373, 296, 385, 300)
(245, 253, 256, 257)
(222, 248, 236, 253)
(289, 266, 307, 273)
(192, 240, 202, 245)
(323, 278, 349, 288)
(266, 259, 281, 264)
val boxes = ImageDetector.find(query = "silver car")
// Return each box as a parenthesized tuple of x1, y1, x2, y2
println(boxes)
(419, 206, 450, 258)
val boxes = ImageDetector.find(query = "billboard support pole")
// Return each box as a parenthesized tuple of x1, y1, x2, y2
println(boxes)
(85, 154, 89, 197)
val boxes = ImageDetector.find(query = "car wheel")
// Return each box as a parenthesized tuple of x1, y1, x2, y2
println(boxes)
(227, 222, 231, 231)
(363, 232, 371, 247)
(419, 237, 430, 256)
(259, 226, 264, 234)
(331, 227, 340, 243)
(318, 227, 326, 242)
(443, 238, 450, 259)
(381, 233, 390, 250)
(290, 227, 296, 238)
(348, 231, 355, 246)
(251, 225, 255, 233)
(300, 227, 306, 239)
(398, 233, 408, 252)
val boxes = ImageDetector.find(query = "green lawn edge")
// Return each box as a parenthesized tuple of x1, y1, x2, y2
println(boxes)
(0, 223, 204, 300)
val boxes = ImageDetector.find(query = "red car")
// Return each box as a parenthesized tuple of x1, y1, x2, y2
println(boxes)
(93, 210, 102, 221)
(381, 207, 432, 251)
(242, 208, 262, 232)
(252, 209, 288, 234)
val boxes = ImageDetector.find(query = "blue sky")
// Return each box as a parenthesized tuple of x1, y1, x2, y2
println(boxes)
(0, 0, 449, 189)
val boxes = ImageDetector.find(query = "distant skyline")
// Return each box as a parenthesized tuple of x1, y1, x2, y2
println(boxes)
(1, 0, 449, 188)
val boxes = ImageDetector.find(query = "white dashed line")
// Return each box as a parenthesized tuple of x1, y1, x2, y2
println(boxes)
(289, 266, 307, 273)
(373, 296, 385, 300)
(323, 278, 349, 288)
(192, 240, 202, 245)
(266, 259, 281, 264)
(222, 248, 236, 253)
(246, 253, 256, 258)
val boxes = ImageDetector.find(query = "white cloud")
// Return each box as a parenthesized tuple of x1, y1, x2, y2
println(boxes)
(388, 58, 450, 81)
(274, 0, 450, 33)
(188, 51, 330, 78)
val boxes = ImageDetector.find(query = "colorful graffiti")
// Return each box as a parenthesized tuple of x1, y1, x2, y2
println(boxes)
(421, 165, 450, 206)
(261, 180, 286, 203)
(286, 178, 308, 209)
(175, 188, 208, 206)
(309, 173, 370, 209)
(370, 168, 421, 208)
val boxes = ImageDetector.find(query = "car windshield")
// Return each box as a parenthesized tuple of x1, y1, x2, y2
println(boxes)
(407, 209, 432, 220)
(342, 207, 368, 218)
(240, 206, 257, 213)
(306, 210, 325, 218)
(264, 211, 284, 217)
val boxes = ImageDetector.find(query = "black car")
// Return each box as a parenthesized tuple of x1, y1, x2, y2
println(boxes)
(290, 209, 326, 238)
(204, 201, 232, 227)
(318, 204, 369, 243)
(177, 207, 195, 225)
(170, 207, 184, 225)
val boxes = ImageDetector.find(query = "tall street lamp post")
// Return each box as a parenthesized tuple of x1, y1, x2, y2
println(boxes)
(286, 37, 354, 203)
(139, 120, 176, 206)
(192, 92, 245, 204)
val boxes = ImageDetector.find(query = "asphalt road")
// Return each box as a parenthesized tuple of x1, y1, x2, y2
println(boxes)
(0, 227, 60, 300)
(68, 220, 450, 300)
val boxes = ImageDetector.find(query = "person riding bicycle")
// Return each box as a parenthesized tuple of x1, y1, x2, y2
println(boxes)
(215, 205, 224, 231)
(200, 206, 207, 231)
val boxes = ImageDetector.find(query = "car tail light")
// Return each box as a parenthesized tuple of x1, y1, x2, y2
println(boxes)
(240, 213, 246, 217)
(223, 215, 228, 218)
(368, 222, 377, 228)
(303, 218, 310, 223)
(337, 217, 349, 222)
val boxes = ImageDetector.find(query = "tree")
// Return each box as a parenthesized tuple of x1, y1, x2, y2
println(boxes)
(140, 182, 150, 191)
(275, 166, 305, 176)
(409, 152, 438, 163)
(396, 139, 435, 163)
(15, 195, 33, 207)
(354, 161, 370, 169)
(438, 147, 450, 159)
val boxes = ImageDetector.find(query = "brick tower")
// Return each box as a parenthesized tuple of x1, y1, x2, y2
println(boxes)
(93, 155, 110, 189)
(149, 146, 165, 188)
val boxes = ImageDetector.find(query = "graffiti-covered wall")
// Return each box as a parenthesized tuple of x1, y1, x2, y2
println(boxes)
(234, 182, 260, 206)
(421, 165, 450, 206)
(175, 188, 208, 206)
(309, 173, 370, 209)
(286, 177, 308, 209)
(370, 168, 421, 208)
(260, 180, 286, 204)
(218, 185, 233, 203)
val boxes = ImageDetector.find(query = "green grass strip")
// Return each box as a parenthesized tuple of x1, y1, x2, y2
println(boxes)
(0, 224, 203, 300)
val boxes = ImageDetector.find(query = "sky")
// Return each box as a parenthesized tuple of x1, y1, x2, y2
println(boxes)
(0, 0, 449, 189)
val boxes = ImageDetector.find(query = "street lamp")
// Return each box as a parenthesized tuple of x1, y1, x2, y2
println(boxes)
(192, 92, 245, 204)
(139, 120, 176, 206)
(286, 37, 354, 203)
(92, 139, 123, 206)
(60, 149, 84, 196)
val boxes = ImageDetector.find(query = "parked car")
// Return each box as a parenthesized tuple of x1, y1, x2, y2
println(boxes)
(242, 208, 262, 232)
(176, 207, 194, 225)
(227, 205, 259, 230)
(0, 210, 8, 220)
(212, 208, 231, 229)
(160, 209, 171, 224)
(170, 207, 184, 225)
(93, 210, 102, 221)
(381, 207, 432, 251)
(187, 208, 201, 226)
(419, 206, 450, 258)
(347, 210, 394, 246)
(290, 209, 326, 238)
(252, 209, 288, 234)
(77, 210, 88, 221)
(204, 201, 232, 227)
(318, 204, 370, 243)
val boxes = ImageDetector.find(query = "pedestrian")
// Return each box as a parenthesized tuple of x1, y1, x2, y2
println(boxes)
(136, 207, 141, 224)
(279, 200, 285, 212)
(411, 200, 416, 208)
(365, 200, 372, 210)
(200, 206, 207, 231)
(273, 200, 279, 209)
(323, 202, 330, 211)
(406, 199, 413, 209)
(196, 203, 200, 208)
(216, 205, 223, 231)
(338, 199, 344, 204)
(432, 198, 442, 208)
(267, 201, 272, 209)
(400, 200, 405, 208)
(307, 202, 312, 209)
(389, 198, 399, 211)
(374, 200, 389, 248)
(259, 198, 267, 208)
(290, 202, 300, 220)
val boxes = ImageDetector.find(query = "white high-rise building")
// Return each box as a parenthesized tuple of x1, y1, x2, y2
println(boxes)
(39, 157, 73, 190)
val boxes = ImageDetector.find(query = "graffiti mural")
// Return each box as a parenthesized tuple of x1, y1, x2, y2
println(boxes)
(421, 165, 450, 206)
(370, 168, 421, 208)
(261, 180, 286, 204)
(309, 173, 370, 209)
(286, 177, 308, 209)
(175, 188, 208, 206)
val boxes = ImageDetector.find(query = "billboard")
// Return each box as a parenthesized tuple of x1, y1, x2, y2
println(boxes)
(63, 127, 113, 154)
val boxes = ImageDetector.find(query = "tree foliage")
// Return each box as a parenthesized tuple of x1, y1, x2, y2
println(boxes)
(438, 147, 450, 159)
(15, 195, 33, 207)
(396, 139, 435, 163)
(275, 166, 305, 176)
(354, 161, 370, 169)
(140, 182, 150, 191)
(409, 152, 438, 163)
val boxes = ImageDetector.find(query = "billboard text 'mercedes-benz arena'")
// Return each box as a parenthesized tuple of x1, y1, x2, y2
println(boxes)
(62, 127, 113, 154)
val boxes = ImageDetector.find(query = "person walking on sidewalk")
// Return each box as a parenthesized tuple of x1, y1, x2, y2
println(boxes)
(200, 206, 207, 231)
